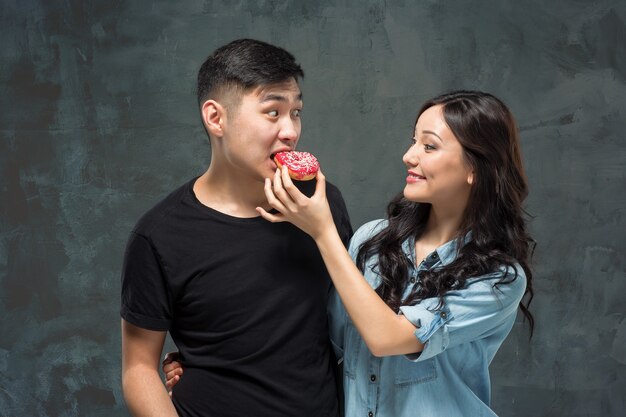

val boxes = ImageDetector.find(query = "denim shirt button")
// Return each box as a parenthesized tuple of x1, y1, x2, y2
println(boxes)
(440, 311, 447, 319)
(368, 412, 374, 417)
(409, 277, 416, 284)
(370, 374, 377, 382)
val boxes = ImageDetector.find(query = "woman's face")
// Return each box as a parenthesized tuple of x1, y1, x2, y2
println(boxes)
(402, 104, 474, 210)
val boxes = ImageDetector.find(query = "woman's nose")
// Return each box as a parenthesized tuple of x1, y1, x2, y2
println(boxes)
(402, 146, 419, 167)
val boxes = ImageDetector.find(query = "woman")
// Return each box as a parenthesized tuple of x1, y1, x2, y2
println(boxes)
(166, 91, 534, 416)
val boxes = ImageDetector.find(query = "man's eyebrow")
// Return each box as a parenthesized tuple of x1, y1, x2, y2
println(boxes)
(259, 92, 303, 103)
(422, 130, 444, 143)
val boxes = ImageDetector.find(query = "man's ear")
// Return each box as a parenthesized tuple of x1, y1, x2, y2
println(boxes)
(201, 100, 226, 138)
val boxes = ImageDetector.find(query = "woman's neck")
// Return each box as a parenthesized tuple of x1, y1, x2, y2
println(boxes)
(421, 204, 465, 247)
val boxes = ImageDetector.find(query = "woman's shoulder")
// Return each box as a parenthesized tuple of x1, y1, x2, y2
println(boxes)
(466, 262, 527, 301)
(352, 219, 388, 244)
(348, 219, 388, 256)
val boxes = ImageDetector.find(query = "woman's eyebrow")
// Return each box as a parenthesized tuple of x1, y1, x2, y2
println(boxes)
(422, 130, 444, 143)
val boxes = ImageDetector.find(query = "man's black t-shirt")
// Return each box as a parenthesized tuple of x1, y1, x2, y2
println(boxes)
(121, 177, 352, 417)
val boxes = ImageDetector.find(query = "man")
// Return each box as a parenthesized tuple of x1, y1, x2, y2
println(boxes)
(121, 39, 352, 417)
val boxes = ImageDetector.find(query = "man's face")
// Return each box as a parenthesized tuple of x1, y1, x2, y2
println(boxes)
(219, 78, 303, 182)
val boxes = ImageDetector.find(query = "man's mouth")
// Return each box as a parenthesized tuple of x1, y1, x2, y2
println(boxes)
(270, 148, 293, 161)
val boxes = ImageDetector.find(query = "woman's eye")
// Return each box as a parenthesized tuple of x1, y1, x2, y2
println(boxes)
(292, 109, 302, 117)
(268, 110, 278, 117)
(409, 137, 417, 145)
(424, 144, 436, 151)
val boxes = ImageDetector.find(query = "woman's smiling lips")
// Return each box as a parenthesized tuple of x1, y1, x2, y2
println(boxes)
(406, 170, 426, 184)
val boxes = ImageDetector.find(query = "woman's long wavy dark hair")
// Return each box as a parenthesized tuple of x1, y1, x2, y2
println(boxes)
(356, 90, 535, 336)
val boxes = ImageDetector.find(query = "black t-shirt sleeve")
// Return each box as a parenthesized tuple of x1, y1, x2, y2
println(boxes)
(327, 183, 354, 248)
(120, 231, 172, 331)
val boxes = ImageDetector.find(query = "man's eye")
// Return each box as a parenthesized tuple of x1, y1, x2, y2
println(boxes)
(268, 110, 278, 117)
(292, 109, 302, 117)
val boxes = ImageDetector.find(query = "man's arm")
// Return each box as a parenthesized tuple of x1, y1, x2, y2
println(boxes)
(121, 319, 179, 417)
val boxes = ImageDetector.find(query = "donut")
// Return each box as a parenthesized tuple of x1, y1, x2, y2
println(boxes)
(273, 151, 319, 181)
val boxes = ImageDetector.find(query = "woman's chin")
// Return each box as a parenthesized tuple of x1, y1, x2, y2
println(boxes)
(403, 189, 429, 203)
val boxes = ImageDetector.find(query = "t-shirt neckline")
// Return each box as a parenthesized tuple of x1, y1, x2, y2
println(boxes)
(185, 176, 268, 224)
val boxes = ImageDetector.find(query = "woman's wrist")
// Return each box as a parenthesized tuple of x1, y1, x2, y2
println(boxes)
(314, 223, 343, 251)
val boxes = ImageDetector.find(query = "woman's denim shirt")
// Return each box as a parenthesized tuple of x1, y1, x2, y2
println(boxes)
(328, 220, 527, 417)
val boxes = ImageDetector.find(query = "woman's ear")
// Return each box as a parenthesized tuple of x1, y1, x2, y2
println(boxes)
(467, 170, 475, 185)
(201, 100, 226, 138)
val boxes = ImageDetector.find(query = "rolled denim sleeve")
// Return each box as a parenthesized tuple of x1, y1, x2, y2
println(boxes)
(400, 302, 453, 361)
(400, 266, 526, 361)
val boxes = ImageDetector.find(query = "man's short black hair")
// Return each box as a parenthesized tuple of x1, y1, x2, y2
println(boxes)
(197, 38, 304, 108)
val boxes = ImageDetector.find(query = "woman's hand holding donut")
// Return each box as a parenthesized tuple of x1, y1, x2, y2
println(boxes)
(256, 166, 336, 241)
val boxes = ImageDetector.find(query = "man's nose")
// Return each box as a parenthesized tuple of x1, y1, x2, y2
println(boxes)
(278, 117, 299, 143)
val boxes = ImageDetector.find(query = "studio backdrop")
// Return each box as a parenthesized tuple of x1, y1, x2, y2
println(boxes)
(0, 1, 624, 416)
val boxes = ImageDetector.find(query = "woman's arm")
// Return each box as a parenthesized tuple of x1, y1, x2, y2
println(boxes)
(315, 224, 424, 356)
(257, 167, 423, 357)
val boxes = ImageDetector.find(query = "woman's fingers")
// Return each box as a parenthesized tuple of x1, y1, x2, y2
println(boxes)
(163, 361, 180, 374)
(256, 206, 285, 223)
(264, 169, 299, 214)
(313, 169, 327, 201)
(166, 374, 180, 390)
(263, 177, 288, 214)
(280, 166, 308, 205)
(165, 361, 183, 390)
(272, 168, 299, 211)
(165, 364, 183, 380)
(262, 167, 325, 222)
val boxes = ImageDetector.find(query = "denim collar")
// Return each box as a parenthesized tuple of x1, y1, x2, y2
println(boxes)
(402, 231, 472, 268)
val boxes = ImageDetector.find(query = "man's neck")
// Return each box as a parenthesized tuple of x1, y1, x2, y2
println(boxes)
(193, 167, 270, 218)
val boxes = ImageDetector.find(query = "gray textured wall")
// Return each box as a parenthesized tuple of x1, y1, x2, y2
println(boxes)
(1, 0, 624, 416)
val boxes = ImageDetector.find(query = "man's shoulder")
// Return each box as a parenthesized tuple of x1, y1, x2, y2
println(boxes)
(293, 178, 343, 197)
(325, 180, 344, 202)
(132, 178, 196, 237)
(325, 180, 353, 243)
